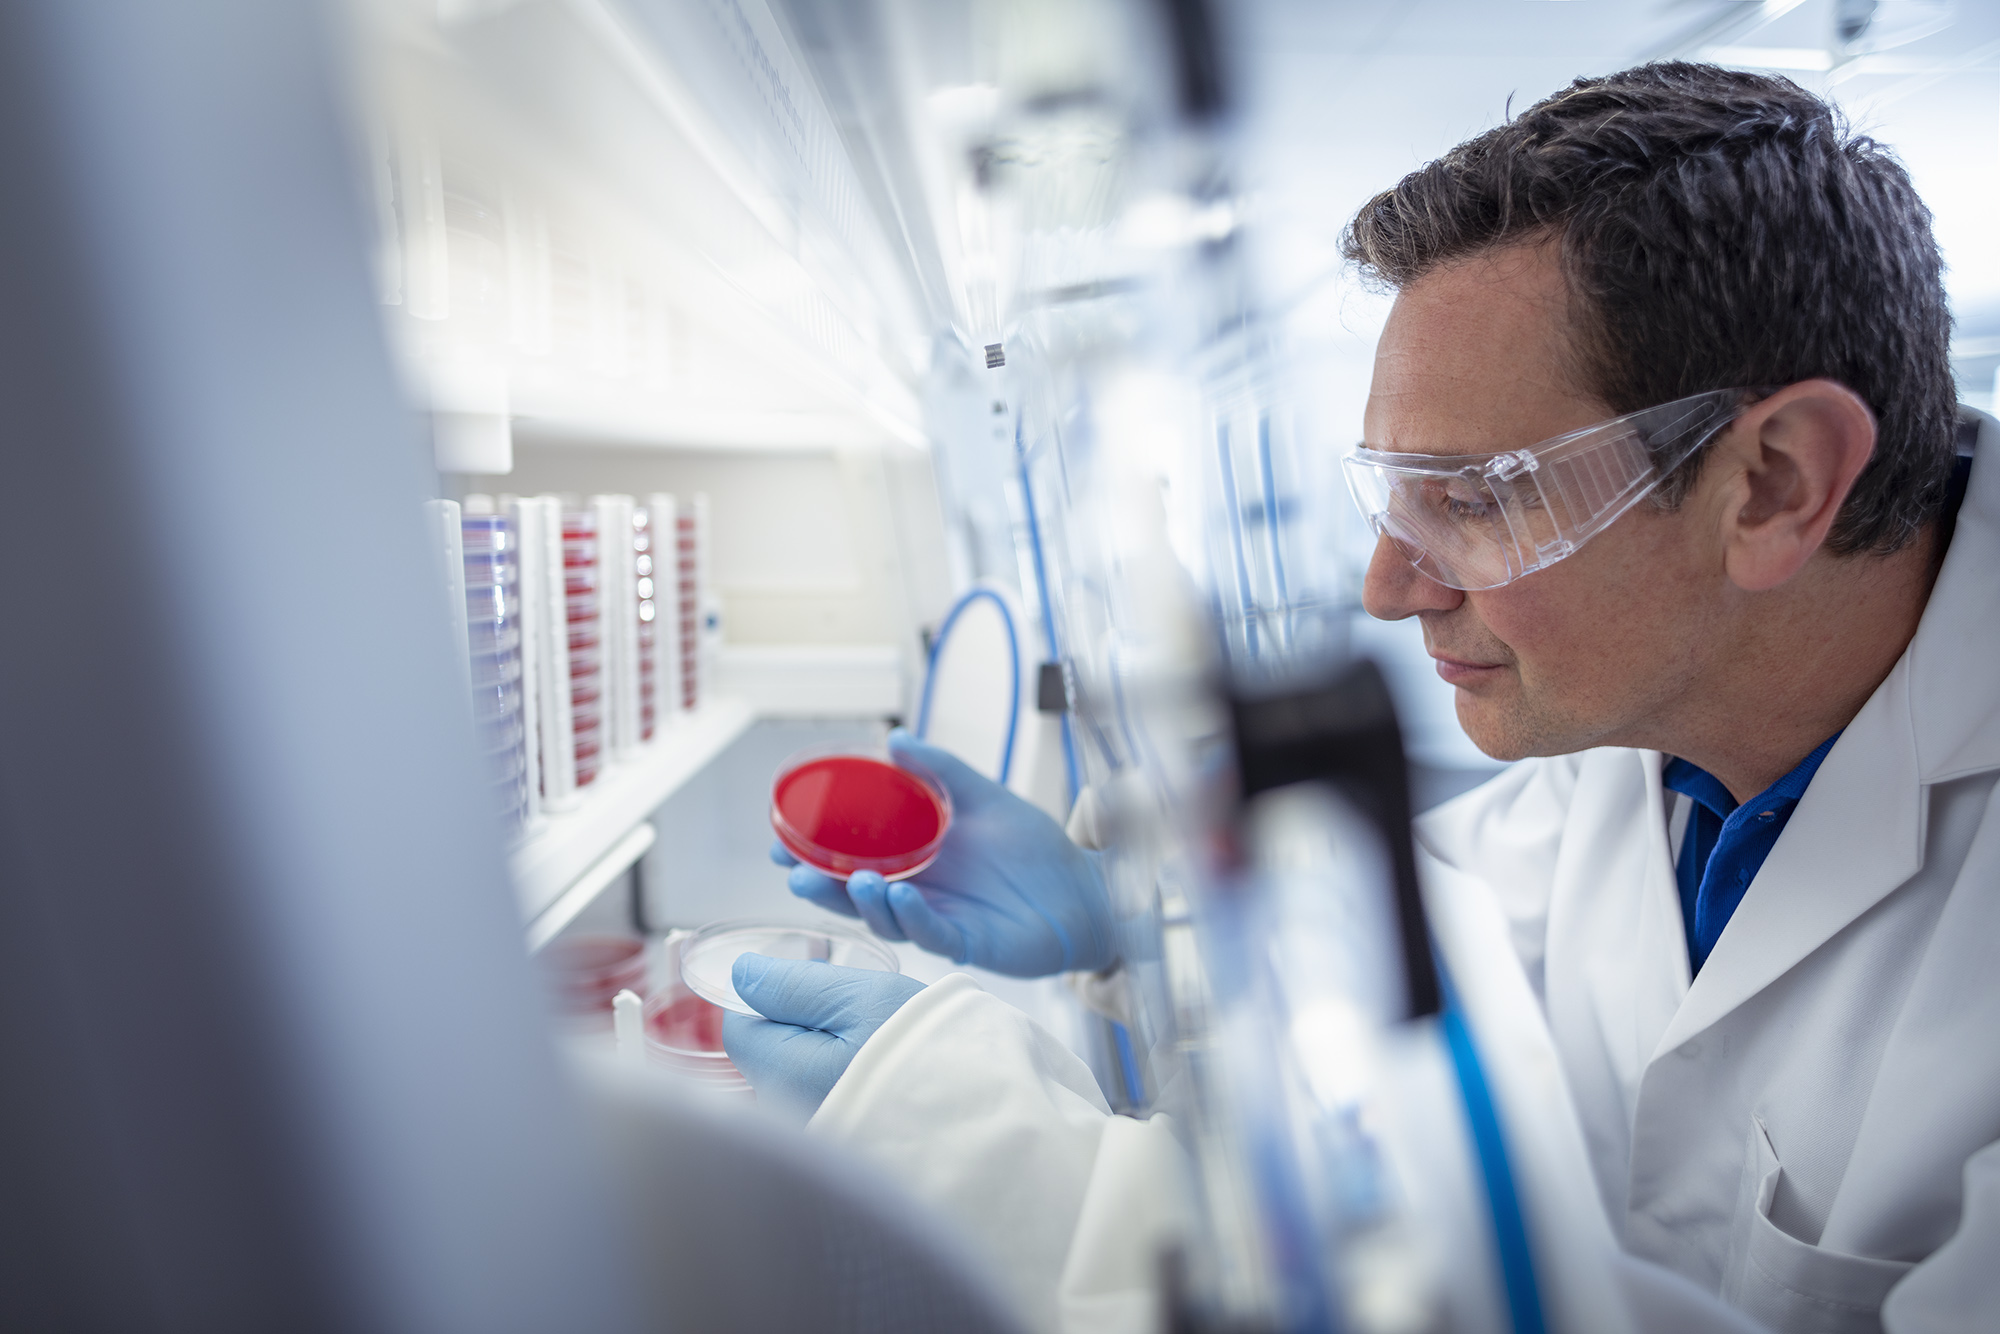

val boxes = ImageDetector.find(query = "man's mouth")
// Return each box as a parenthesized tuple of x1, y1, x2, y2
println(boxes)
(1428, 649, 1507, 686)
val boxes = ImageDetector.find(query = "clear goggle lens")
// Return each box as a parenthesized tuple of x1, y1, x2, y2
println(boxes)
(1343, 389, 1754, 591)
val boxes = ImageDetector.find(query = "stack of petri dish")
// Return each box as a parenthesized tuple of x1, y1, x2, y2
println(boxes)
(634, 506, 658, 742)
(675, 503, 699, 711)
(541, 935, 648, 1024)
(644, 932, 752, 1096)
(561, 505, 604, 788)
(461, 513, 529, 836)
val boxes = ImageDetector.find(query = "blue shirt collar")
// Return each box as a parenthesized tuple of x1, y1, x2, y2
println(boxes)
(1663, 730, 1841, 821)
(1662, 732, 1842, 974)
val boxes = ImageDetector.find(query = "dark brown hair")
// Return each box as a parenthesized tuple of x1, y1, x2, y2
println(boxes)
(1341, 61, 1958, 554)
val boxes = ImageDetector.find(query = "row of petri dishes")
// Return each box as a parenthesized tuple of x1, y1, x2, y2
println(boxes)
(432, 492, 719, 840)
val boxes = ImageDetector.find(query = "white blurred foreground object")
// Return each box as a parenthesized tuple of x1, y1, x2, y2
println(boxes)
(575, 1052, 1027, 1332)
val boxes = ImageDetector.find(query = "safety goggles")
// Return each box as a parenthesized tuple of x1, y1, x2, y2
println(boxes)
(1342, 388, 1756, 591)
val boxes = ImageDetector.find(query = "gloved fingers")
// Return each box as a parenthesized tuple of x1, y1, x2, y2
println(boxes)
(888, 727, 1004, 813)
(768, 840, 801, 868)
(730, 954, 861, 1031)
(731, 954, 924, 1038)
(845, 870, 911, 943)
(787, 862, 862, 919)
(719, 1009, 799, 1073)
(720, 1011, 849, 1117)
(883, 878, 973, 967)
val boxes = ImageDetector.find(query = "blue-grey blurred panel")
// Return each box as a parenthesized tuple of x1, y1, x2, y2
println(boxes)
(0, 2, 637, 1331)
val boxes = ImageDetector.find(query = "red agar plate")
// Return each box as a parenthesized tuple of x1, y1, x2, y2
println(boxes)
(769, 748, 951, 881)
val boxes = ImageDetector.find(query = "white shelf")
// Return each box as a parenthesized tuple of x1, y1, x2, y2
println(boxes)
(509, 696, 755, 922)
(523, 822, 656, 953)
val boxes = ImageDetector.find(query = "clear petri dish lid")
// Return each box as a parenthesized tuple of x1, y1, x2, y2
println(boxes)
(478, 718, 528, 765)
(460, 516, 513, 553)
(470, 650, 524, 691)
(472, 678, 522, 722)
(461, 551, 518, 587)
(465, 583, 517, 622)
(678, 918, 901, 1017)
(468, 622, 522, 657)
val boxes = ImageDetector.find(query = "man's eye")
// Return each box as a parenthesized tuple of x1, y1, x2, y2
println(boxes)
(1422, 482, 1496, 522)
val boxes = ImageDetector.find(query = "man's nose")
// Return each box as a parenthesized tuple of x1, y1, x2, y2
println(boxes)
(1362, 534, 1465, 620)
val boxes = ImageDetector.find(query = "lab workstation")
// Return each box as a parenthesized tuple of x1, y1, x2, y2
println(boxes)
(7, 1, 2000, 1332)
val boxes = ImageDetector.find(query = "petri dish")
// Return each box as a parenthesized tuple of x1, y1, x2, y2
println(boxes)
(769, 748, 951, 881)
(643, 988, 751, 1095)
(678, 918, 901, 1017)
(541, 934, 648, 1015)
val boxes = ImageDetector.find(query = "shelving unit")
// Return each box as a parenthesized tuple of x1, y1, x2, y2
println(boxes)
(510, 695, 755, 928)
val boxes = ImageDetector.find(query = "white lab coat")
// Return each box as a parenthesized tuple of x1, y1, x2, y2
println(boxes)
(806, 414, 1999, 1334)
(1417, 410, 2000, 1334)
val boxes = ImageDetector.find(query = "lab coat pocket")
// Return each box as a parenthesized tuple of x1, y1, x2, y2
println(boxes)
(1721, 1118, 1913, 1334)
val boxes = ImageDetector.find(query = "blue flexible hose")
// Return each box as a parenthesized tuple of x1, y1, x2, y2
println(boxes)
(915, 586, 1022, 785)
(1438, 969, 1548, 1334)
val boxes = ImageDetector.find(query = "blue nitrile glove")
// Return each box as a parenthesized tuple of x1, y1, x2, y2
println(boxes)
(721, 955, 927, 1117)
(768, 728, 1115, 978)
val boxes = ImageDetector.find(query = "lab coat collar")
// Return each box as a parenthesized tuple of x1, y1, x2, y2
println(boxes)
(1909, 409, 2000, 784)
(1654, 408, 2000, 1056)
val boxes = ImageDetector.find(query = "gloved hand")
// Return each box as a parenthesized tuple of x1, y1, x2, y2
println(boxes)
(770, 729, 1115, 978)
(721, 955, 927, 1118)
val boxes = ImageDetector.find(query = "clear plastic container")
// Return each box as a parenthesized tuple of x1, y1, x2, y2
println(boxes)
(462, 513, 530, 836)
(769, 748, 952, 881)
(678, 918, 903, 1016)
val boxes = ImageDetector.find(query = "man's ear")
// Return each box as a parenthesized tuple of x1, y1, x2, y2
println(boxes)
(1709, 380, 1876, 592)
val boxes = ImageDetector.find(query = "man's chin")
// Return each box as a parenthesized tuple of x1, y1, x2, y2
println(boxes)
(1453, 693, 1538, 763)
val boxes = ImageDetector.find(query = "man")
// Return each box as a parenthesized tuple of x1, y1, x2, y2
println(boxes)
(723, 63, 1999, 1334)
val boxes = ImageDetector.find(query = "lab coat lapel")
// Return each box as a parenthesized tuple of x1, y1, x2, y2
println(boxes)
(1653, 408, 2000, 1056)
(1559, 751, 1688, 1114)
(1910, 410, 2000, 785)
(1630, 753, 1691, 1062)
(1655, 666, 1923, 1056)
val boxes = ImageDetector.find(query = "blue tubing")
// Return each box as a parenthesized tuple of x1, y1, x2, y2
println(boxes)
(915, 586, 1022, 785)
(1439, 978, 1548, 1334)
(1013, 425, 1080, 803)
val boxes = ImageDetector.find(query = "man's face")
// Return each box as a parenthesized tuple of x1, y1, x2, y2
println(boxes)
(1361, 243, 1728, 760)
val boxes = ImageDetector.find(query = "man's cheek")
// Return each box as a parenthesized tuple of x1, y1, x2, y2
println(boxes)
(1467, 587, 1564, 675)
